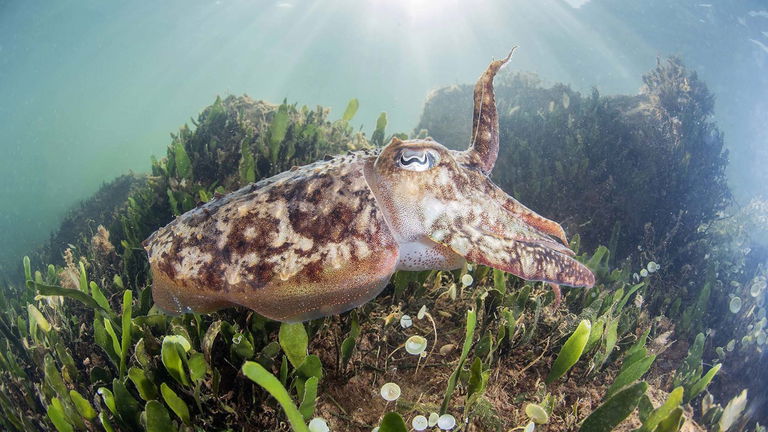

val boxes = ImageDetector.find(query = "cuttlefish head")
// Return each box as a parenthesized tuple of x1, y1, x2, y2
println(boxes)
(366, 49, 595, 288)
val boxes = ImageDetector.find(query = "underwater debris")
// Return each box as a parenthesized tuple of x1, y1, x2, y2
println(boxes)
(411, 415, 428, 431)
(90, 225, 115, 256)
(437, 413, 456, 430)
(308, 417, 330, 432)
(399, 314, 413, 328)
(57, 248, 81, 290)
(380, 382, 401, 402)
(405, 335, 428, 355)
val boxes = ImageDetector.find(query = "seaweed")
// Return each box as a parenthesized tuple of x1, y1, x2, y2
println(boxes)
(0, 57, 761, 431)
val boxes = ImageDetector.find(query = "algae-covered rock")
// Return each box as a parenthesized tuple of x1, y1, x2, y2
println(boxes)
(39, 174, 146, 266)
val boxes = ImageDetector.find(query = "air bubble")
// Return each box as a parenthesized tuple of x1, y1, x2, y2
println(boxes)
(412, 415, 428, 431)
(729, 296, 742, 314)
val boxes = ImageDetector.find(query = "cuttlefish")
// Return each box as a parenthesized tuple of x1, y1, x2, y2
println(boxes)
(144, 50, 595, 322)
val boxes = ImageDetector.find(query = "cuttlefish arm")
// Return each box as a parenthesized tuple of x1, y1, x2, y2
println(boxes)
(429, 221, 593, 284)
(469, 48, 516, 175)
(457, 48, 589, 301)
(426, 199, 594, 289)
(492, 186, 570, 248)
(488, 185, 577, 307)
(366, 136, 595, 296)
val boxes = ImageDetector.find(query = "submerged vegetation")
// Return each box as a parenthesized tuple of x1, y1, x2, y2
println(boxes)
(418, 57, 730, 266)
(418, 58, 768, 427)
(0, 59, 765, 431)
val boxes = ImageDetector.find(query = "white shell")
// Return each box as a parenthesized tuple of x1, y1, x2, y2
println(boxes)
(405, 335, 428, 355)
(380, 382, 401, 401)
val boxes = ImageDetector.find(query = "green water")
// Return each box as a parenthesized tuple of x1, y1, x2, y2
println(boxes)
(1, 1, 768, 429)
(2, 0, 765, 272)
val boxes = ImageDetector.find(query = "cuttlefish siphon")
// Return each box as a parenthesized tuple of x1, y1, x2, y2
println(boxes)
(144, 50, 595, 322)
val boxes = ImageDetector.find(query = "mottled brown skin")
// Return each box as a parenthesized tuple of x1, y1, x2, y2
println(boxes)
(145, 50, 594, 322)
(145, 153, 399, 321)
(470, 48, 515, 175)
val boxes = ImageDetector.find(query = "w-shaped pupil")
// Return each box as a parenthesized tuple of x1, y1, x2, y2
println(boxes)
(401, 154, 427, 165)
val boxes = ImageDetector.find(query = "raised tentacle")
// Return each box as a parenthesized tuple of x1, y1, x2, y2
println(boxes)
(468, 48, 517, 174)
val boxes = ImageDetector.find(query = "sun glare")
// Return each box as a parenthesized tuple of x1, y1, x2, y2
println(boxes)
(370, 0, 463, 24)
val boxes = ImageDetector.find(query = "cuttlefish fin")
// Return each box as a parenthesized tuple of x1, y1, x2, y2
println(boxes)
(224, 243, 400, 322)
(150, 244, 400, 323)
(428, 224, 594, 288)
(151, 270, 235, 315)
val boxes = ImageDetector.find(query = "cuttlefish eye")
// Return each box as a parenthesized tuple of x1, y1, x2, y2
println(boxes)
(397, 148, 439, 172)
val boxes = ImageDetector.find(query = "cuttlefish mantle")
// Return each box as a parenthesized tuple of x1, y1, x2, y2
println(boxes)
(144, 49, 595, 322)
